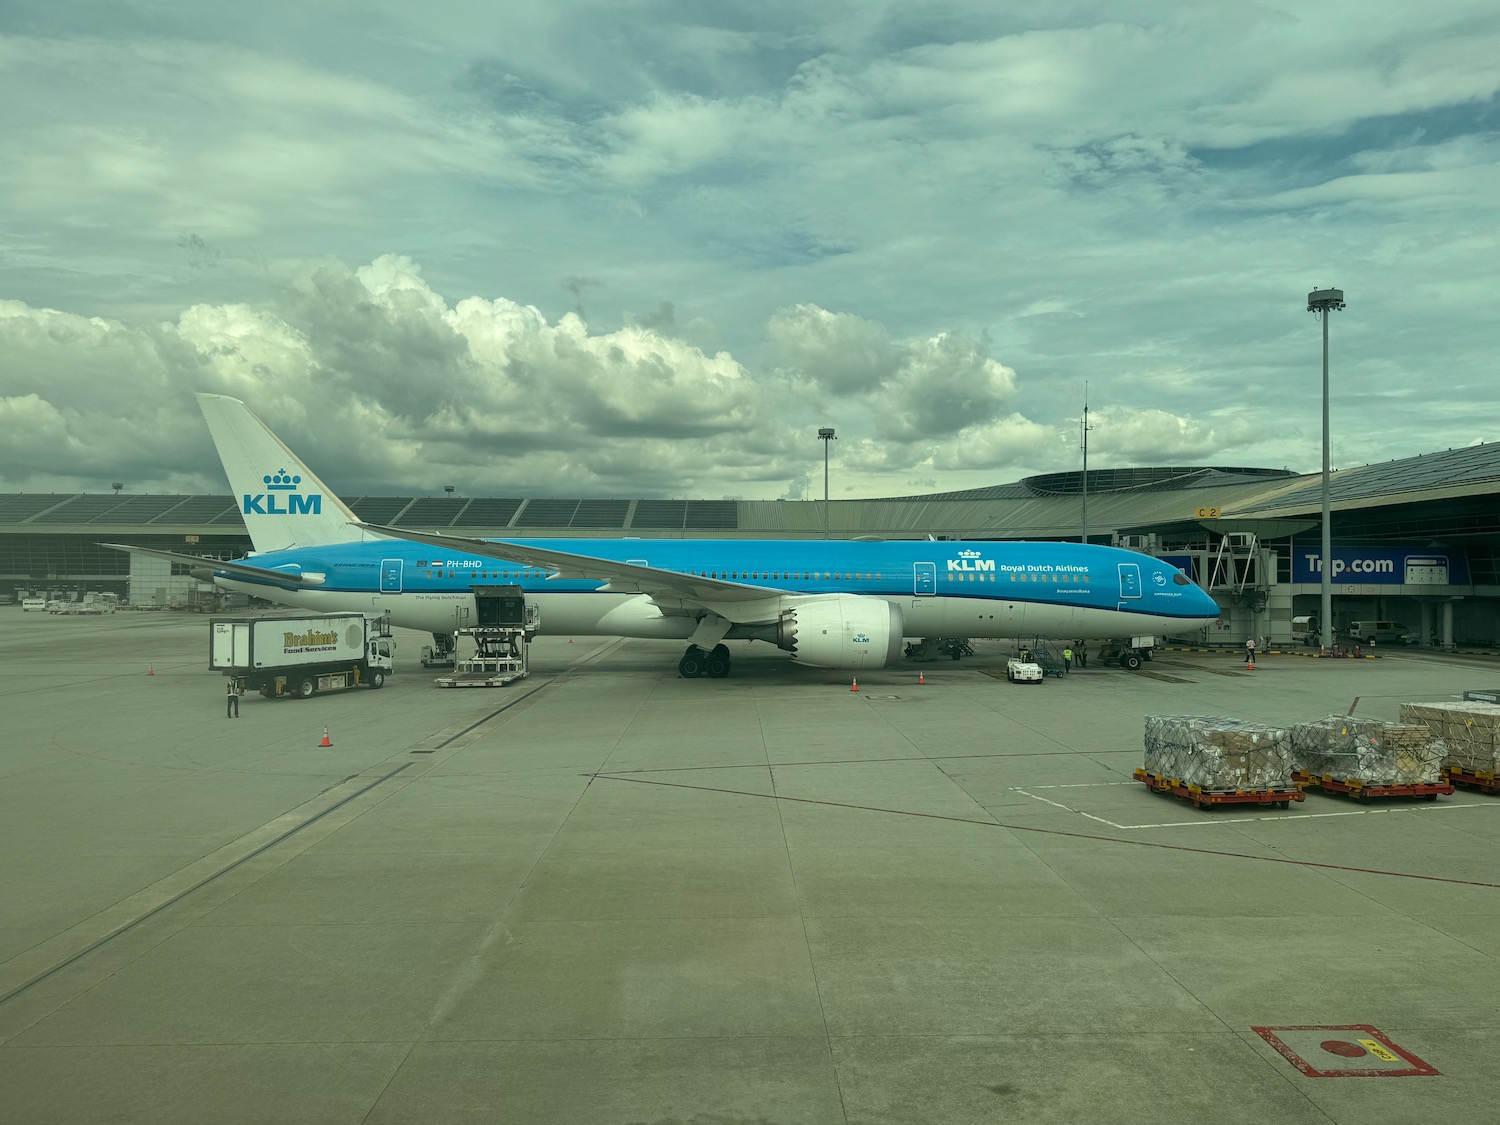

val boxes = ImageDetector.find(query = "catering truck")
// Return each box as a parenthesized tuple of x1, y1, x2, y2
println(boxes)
(210, 613, 394, 699)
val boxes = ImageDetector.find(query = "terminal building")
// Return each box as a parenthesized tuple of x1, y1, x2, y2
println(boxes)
(3, 441, 1498, 648)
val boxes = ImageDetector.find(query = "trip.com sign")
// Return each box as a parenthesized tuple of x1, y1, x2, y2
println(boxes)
(1294, 547, 1468, 586)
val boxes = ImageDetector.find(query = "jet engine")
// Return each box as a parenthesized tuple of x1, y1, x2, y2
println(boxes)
(776, 595, 904, 669)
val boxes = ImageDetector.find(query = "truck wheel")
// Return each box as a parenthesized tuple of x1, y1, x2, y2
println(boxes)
(369, 669, 385, 689)
(295, 676, 316, 699)
(1122, 653, 1143, 670)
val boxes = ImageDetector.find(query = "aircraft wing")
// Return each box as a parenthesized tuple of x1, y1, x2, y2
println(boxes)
(353, 523, 787, 606)
(100, 544, 324, 589)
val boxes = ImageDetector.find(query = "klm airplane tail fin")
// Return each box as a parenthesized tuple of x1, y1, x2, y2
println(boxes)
(197, 393, 367, 552)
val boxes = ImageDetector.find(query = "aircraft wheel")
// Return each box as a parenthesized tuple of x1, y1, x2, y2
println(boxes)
(706, 650, 731, 678)
(678, 647, 707, 678)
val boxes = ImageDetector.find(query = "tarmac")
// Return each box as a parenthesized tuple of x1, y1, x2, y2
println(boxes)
(0, 608, 1496, 1125)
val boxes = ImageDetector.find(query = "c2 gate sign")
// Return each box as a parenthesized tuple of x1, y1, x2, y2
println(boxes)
(1293, 547, 1468, 586)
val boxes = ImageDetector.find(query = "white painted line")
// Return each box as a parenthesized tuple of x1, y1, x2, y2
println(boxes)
(1008, 785, 1499, 832)
(1009, 788, 1079, 813)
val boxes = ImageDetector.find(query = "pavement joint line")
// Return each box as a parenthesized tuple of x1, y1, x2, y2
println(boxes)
(429, 680, 552, 748)
(589, 747, 1129, 776)
(414, 638, 627, 752)
(586, 773, 1500, 889)
(0, 762, 414, 1009)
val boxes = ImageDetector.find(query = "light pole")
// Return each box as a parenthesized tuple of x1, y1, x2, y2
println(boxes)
(1307, 287, 1345, 652)
(817, 427, 836, 538)
(1079, 384, 1092, 544)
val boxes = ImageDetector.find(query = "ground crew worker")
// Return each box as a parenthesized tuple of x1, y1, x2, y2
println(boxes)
(226, 677, 241, 718)
(1245, 638, 1256, 663)
(1077, 641, 1088, 669)
(1062, 646, 1073, 673)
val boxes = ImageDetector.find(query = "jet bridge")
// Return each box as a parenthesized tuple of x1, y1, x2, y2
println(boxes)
(434, 585, 540, 688)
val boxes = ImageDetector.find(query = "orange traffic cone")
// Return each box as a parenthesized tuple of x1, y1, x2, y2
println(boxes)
(918, 672, 925, 685)
(146, 664, 154, 676)
(1246, 658, 1255, 671)
(319, 725, 332, 747)
(850, 677, 859, 693)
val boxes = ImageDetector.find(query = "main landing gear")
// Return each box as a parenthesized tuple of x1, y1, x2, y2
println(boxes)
(678, 643, 732, 679)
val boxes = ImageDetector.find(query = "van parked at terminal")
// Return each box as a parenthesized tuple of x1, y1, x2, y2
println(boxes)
(1347, 620, 1415, 645)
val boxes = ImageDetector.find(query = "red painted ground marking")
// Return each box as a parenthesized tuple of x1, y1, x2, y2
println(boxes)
(1254, 1025, 1439, 1078)
(1321, 1040, 1366, 1057)
(584, 773, 1500, 890)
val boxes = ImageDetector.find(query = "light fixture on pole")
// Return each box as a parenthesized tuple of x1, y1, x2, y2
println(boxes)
(817, 427, 836, 539)
(1307, 286, 1345, 653)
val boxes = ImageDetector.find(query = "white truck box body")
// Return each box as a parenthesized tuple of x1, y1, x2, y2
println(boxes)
(211, 615, 370, 671)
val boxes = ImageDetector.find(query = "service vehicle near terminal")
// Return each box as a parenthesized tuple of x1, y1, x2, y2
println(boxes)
(1347, 620, 1414, 646)
(210, 613, 394, 699)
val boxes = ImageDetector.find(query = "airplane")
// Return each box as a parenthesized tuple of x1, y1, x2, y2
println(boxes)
(105, 394, 1222, 677)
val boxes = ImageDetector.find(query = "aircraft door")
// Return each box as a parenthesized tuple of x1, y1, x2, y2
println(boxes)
(914, 562, 936, 595)
(1117, 562, 1142, 606)
(380, 558, 403, 593)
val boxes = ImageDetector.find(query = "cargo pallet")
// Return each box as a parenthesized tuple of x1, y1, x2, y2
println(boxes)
(1293, 770, 1452, 801)
(1444, 766, 1500, 794)
(1133, 769, 1303, 810)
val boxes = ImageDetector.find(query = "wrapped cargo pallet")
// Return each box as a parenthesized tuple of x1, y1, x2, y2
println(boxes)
(1144, 716, 1293, 791)
(1289, 716, 1445, 786)
(1398, 701, 1500, 776)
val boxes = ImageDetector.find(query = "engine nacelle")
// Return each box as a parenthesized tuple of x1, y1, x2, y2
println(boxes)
(776, 595, 904, 669)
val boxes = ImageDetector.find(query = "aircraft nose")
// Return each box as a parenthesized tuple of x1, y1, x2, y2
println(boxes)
(1195, 585, 1220, 619)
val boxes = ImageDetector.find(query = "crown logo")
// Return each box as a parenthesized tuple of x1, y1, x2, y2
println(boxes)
(958, 549, 981, 558)
(264, 469, 301, 492)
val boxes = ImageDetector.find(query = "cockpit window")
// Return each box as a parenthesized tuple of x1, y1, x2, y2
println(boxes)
(1173, 570, 1191, 585)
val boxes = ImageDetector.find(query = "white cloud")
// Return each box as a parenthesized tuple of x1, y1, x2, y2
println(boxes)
(767, 304, 901, 393)
(1090, 406, 1259, 463)
(1, 2, 1497, 498)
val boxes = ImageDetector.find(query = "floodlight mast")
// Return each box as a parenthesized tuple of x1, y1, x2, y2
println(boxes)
(817, 427, 836, 539)
(1307, 287, 1345, 652)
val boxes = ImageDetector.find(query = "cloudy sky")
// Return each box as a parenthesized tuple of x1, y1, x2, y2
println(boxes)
(2, 1, 1497, 500)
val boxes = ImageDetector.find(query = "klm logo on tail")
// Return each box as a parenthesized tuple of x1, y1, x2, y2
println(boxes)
(243, 469, 323, 516)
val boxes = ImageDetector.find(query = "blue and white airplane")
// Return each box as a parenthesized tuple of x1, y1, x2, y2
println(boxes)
(107, 395, 1220, 677)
